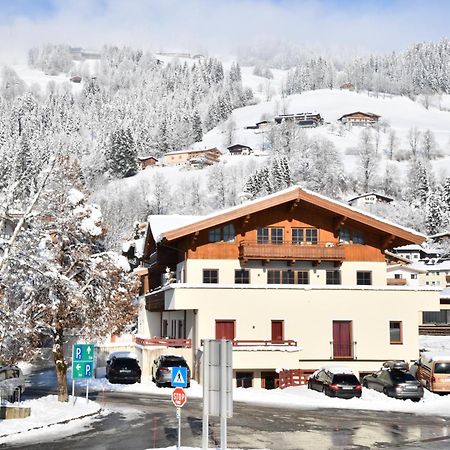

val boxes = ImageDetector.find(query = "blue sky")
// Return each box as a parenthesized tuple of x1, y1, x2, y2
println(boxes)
(0, 0, 449, 60)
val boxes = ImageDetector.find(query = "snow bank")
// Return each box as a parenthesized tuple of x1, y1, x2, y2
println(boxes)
(67, 188, 85, 206)
(0, 395, 101, 439)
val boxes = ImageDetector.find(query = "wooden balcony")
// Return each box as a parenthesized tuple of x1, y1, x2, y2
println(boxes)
(145, 291, 165, 312)
(239, 241, 345, 262)
(387, 278, 407, 286)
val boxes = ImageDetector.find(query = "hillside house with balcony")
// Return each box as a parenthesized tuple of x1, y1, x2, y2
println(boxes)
(133, 186, 440, 388)
(338, 112, 380, 126)
(274, 113, 323, 127)
(163, 148, 221, 166)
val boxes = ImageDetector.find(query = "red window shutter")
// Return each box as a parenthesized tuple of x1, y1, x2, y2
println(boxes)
(215, 321, 235, 340)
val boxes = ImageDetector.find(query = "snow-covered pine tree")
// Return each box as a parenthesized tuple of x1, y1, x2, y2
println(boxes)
(106, 128, 137, 178)
(426, 185, 446, 234)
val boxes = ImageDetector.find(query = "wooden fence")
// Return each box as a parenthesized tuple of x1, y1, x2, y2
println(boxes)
(278, 369, 315, 389)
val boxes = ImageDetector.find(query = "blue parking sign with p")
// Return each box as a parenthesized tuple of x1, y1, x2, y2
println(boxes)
(171, 367, 188, 387)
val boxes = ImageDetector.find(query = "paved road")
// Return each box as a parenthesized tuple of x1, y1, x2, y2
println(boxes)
(5, 367, 450, 449)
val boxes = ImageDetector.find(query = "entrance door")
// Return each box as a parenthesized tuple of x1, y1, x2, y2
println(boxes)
(261, 371, 279, 390)
(271, 320, 284, 342)
(332, 320, 353, 358)
(215, 320, 235, 340)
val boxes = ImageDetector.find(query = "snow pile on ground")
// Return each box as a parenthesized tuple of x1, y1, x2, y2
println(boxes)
(149, 447, 268, 450)
(0, 395, 101, 438)
(75, 371, 450, 417)
(419, 335, 450, 353)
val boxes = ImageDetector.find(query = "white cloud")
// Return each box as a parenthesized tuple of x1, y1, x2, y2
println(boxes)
(0, 0, 448, 63)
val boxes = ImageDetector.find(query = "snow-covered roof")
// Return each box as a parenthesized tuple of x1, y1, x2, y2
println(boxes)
(148, 215, 202, 242)
(164, 147, 220, 156)
(138, 155, 158, 161)
(151, 185, 426, 244)
(386, 264, 427, 274)
(384, 250, 411, 264)
(107, 351, 138, 360)
(347, 192, 394, 203)
(421, 351, 450, 362)
(321, 366, 355, 375)
(440, 288, 450, 299)
(429, 231, 450, 239)
(410, 260, 450, 271)
(393, 244, 424, 251)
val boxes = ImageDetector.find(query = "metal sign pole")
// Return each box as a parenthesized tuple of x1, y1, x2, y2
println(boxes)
(72, 379, 75, 404)
(220, 340, 227, 450)
(86, 379, 89, 404)
(202, 339, 210, 450)
(177, 406, 181, 450)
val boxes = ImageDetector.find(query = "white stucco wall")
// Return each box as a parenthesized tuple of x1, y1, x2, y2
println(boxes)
(185, 259, 387, 286)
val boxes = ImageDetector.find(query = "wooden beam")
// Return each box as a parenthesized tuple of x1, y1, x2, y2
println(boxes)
(381, 234, 396, 250)
(191, 231, 200, 248)
(288, 199, 300, 214)
(334, 216, 347, 232)
(240, 214, 251, 236)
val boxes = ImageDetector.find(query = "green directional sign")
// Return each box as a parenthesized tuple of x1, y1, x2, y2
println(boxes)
(72, 343, 95, 379)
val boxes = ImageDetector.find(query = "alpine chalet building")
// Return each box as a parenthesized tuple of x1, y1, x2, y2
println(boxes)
(134, 186, 440, 388)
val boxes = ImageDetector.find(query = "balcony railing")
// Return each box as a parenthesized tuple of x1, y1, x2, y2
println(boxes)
(233, 339, 298, 347)
(330, 340, 357, 360)
(135, 337, 192, 348)
(201, 339, 297, 347)
(239, 241, 345, 262)
(387, 278, 407, 286)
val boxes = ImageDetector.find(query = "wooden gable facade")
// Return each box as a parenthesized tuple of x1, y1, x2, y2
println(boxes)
(143, 188, 424, 289)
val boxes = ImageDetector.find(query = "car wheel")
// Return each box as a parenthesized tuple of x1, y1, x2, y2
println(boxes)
(156, 382, 161, 388)
(307, 381, 311, 389)
(383, 387, 389, 397)
(187, 382, 190, 388)
(363, 380, 368, 388)
(411, 398, 420, 403)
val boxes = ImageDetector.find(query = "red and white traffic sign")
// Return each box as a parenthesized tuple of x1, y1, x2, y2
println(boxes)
(172, 387, 187, 407)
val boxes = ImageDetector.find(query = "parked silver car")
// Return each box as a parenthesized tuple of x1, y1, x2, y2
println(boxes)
(151, 355, 190, 388)
(362, 360, 423, 401)
(0, 365, 26, 403)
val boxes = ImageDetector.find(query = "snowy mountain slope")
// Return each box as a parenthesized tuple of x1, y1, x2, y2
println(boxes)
(199, 87, 450, 178)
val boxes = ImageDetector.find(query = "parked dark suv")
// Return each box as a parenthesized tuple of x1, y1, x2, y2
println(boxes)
(307, 367, 362, 399)
(106, 352, 141, 384)
(152, 355, 190, 388)
(363, 360, 423, 401)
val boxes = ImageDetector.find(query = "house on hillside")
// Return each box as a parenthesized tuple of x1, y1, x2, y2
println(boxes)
(340, 82, 355, 91)
(348, 193, 394, 208)
(245, 121, 270, 130)
(428, 231, 450, 245)
(338, 112, 380, 126)
(70, 76, 82, 83)
(392, 244, 440, 263)
(163, 148, 221, 166)
(129, 186, 439, 388)
(138, 156, 158, 169)
(386, 264, 426, 287)
(274, 113, 323, 127)
(228, 144, 253, 156)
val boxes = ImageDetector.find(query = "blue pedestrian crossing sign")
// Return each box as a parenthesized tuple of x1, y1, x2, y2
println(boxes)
(171, 367, 188, 387)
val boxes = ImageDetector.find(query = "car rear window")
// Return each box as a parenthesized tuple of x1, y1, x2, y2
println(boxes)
(114, 358, 139, 369)
(163, 360, 188, 368)
(332, 374, 358, 384)
(390, 371, 416, 382)
(435, 363, 450, 374)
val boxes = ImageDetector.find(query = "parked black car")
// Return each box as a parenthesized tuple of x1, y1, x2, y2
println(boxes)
(362, 360, 423, 401)
(106, 353, 141, 384)
(307, 367, 362, 399)
(152, 355, 190, 388)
